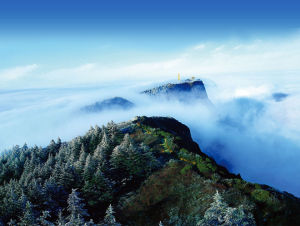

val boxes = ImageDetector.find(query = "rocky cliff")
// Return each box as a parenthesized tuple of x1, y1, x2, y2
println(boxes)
(142, 79, 211, 103)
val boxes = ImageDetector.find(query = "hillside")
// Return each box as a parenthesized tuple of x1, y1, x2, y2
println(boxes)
(0, 116, 300, 225)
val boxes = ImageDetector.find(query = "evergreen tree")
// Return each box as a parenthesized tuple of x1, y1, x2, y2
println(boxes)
(18, 192, 28, 210)
(66, 189, 89, 225)
(56, 210, 66, 226)
(83, 154, 96, 181)
(198, 191, 256, 226)
(100, 128, 111, 154)
(84, 219, 96, 226)
(111, 134, 158, 179)
(223, 205, 256, 226)
(89, 125, 102, 152)
(83, 168, 112, 208)
(38, 210, 54, 226)
(103, 204, 121, 226)
(19, 201, 36, 226)
(3, 187, 21, 221)
(7, 219, 17, 226)
(74, 145, 87, 173)
(93, 145, 108, 172)
(107, 121, 119, 145)
(59, 161, 77, 190)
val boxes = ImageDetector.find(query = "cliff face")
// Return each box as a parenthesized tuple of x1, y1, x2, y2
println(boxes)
(142, 79, 210, 103)
(1, 116, 300, 225)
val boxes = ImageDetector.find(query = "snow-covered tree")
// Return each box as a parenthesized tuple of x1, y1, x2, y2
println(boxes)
(56, 210, 66, 226)
(103, 204, 121, 226)
(19, 201, 36, 226)
(74, 145, 87, 172)
(83, 154, 96, 181)
(38, 210, 54, 226)
(83, 168, 112, 208)
(7, 219, 17, 226)
(66, 189, 89, 225)
(198, 191, 256, 226)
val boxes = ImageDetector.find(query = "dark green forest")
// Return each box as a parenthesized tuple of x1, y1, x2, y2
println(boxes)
(1, 116, 300, 225)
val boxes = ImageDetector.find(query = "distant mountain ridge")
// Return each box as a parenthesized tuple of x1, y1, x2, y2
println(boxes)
(81, 79, 212, 113)
(82, 97, 134, 112)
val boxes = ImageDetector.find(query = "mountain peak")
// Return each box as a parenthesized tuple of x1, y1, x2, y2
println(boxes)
(142, 79, 210, 102)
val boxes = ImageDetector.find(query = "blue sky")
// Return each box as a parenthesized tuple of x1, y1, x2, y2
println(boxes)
(1, 0, 300, 83)
(1, 0, 300, 34)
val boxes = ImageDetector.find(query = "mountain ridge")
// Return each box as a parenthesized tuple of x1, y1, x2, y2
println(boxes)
(0, 116, 300, 225)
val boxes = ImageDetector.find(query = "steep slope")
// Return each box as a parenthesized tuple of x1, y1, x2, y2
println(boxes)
(0, 116, 300, 225)
(142, 79, 211, 103)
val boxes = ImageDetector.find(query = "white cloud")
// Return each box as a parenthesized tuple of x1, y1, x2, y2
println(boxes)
(234, 86, 271, 98)
(194, 44, 206, 50)
(2, 34, 300, 197)
(1, 34, 300, 92)
(0, 64, 38, 81)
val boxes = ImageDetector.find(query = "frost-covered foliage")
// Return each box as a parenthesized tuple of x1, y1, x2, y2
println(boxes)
(198, 191, 256, 226)
(1, 116, 300, 225)
(0, 121, 157, 225)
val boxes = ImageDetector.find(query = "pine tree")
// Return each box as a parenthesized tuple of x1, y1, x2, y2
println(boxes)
(104, 204, 121, 226)
(57, 137, 62, 149)
(48, 139, 58, 156)
(4, 186, 21, 221)
(7, 219, 17, 226)
(89, 125, 102, 152)
(100, 128, 111, 152)
(223, 205, 256, 226)
(19, 201, 36, 226)
(18, 192, 28, 210)
(107, 121, 119, 145)
(84, 219, 96, 226)
(59, 161, 76, 190)
(198, 191, 256, 226)
(83, 154, 96, 181)
(38, 210, 54, 226)
(56, 210, 66, 226)
(83, 168, 112, 208)
(111, 135, 158, 178)
(93, 145, 108, 172)
(74, 145, 87, 173)
(110, 133, 133, 172)
(198, 191, 227, 225)
(66, 189, 89, 225)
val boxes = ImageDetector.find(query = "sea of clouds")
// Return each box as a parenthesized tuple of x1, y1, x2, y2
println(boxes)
(1, 34, 300, 197)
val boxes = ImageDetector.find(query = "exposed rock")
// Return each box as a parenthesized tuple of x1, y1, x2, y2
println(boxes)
(142, 79, 211, 103)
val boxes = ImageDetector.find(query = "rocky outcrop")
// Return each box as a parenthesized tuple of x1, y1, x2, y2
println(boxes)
(142, 79, 210, 103)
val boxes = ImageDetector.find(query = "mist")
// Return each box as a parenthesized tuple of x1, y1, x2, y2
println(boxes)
(1, 34, 300, 198)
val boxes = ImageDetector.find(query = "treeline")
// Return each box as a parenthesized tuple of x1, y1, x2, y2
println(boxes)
(0, 121, 160, 225)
